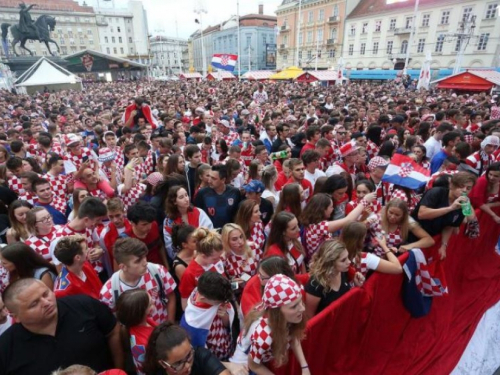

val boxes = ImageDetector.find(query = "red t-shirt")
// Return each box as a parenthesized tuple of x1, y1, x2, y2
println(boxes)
(129, 319, 157, 375)
(124, 221, 163, 266)
(264, 244, 305, 274)
(299, 142, 316, 157)
(179, 260, 225, 298)
(284, 177, 313, 202)
(54, 261, 103, 299)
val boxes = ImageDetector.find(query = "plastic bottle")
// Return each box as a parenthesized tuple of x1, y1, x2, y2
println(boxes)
(271, 150, 288, 160)
(461, 192, 473, 216)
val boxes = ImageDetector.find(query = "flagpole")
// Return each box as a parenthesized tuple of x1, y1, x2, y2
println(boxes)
(237, 0, 241, 80)
(403, 0, 419, 76)
(295, 0, 302, 67)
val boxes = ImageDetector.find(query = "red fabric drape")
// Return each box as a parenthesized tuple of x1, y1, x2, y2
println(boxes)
(276, 208, 500, 375)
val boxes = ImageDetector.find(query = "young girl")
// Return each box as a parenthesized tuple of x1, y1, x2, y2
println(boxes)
(194, 163, 211, 199)
(235, 199, 265, 253)
(6, 200, 33, 244)
(345, 180, 381, 218)
(179, 227, 226, 310)
(171, 224, 197, 282)
(68, 188, 89, 221)
(261, 165, 280, 210)
(341, 222, 402, 279)
(275, 183, 304, 220)
(116, 289, 156, 375)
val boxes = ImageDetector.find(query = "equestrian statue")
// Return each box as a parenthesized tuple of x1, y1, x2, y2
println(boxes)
(1, 3, 60, 57)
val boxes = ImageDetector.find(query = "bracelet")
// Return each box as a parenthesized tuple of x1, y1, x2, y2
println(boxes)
(126, 165, 134, 171)
(301, 365, 309, 369)
(384, 250, 392, 255)
(442, 243, 448, 248)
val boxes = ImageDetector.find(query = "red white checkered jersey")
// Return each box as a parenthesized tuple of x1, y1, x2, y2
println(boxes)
(223, 247, 261, 280)
(99, 265, 177, 325)
(249, 222, 265, 251)
(50, 224, 103, 274)
(352, 253, 381, 277)
(345, 199, 382, 217)
(117, 183, 146, 211)
(466, 151, 494, 176)
(417, 159, 431, 172)
(101, 164, 123, 185)
(111, 146, 124, 169)
(250, 317, 290, 364)
(142, 150, 155, 176)
(43, 173, 69, 200)
(0, 265, 9, 293)
(33, 143, 63, 164)
(389, 189, 420, 212)
(49, 195, 68, 216)
(426, 169, 459, 190)
(63, 147, 97, 174)
(222, 132, 239, 146)
(367, 214, 416, 256)
(366, 140, 379, 159)
(88, 187, 109, 201)
(7, 175, 24, 195)
(18, 190, 38, 205)
(304, 221, 331, 259)
(25, 225, 61, 261)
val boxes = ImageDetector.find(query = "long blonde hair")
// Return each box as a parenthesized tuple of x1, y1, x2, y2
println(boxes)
(380, 199, 409, 241)
(309, 240, 346, 293)
(221, 223, 252, 258)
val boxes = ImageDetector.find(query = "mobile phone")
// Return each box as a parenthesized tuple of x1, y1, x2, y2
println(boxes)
(240, 273, 251, 282)
(82, 156, 89, 163)
(230, 282, 239, 291)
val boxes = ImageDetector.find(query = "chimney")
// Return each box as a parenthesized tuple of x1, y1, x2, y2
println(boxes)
(258, 3, 263, 14)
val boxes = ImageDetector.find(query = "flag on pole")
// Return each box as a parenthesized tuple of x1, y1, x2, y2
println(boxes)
(211, 54, 238, 72)
(382, 154, 430, 189)
(417, 51, 432, 90)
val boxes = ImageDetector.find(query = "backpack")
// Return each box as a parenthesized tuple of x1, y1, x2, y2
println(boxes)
(110, 263, 166, 307)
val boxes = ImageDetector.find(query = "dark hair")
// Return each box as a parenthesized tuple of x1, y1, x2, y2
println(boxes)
(486, 162, 500, 181)
(266, 211, 303, 257)
(1, 242, 57, 278)
(301, 193, 333, 226)
(32, 178, 51, 192)
(116, 289, 150, 327)
(356, 179, 375, 192)
(78, 197, 107, 219)
(301, 149, 320, 165)
(211, 163, 228, 181)
(184, 144, 200, 160)
(258, 256, 295, 281)
(197, 272, 233, 302)
(171, 224, 196, 252)
(378, 141, 396, 158)
(276, 183, 302, 219)
(114, 237, 148, 264)
(442, 131, 460, 147)
(436, 123, 454, 133)
(305, 125, 319, 141)
(6, 156, 23, 171)
(127, 201, 157, 224)
(454, 142, 472, 160)
(321, 174, 348, 196)
(144, 323, 191, 374)
(165, 154, 185, 176)
(9, 140, 24, 153)
(165, 185, 192, 219)
(53, 235, 85, 266)
(366, 125, 383, 146)
(47, 154, 63, 170)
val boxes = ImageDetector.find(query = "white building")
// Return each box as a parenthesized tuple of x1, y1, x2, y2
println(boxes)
(342, 0, 500, 71)
(150, 35, 188, 75)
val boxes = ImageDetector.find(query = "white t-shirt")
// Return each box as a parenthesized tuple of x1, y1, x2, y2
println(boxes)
(261, 189, 279, 210)
(365, 252, 381, 271)
(424, 137, 441, 161)
(0, 316, 13, 337)
(305, 169, 326, 187)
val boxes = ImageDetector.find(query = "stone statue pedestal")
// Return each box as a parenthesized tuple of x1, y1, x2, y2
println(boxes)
(1, 55, 68, 76)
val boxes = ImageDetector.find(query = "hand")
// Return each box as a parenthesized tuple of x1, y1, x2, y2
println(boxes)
(438, 245, 447, 260)
(451, 195, 468, 210)
(216, 304, 228, 318)
(353, 272, 365, 287)
(88, 247, 104, 261)
(493, 215, 500, 224)
(110, 161, 116, 171)
(398, 245, 411, 253)
(224, 362, 248, 375)
(131, 110, 137, 116)
(302, 367, 311, 375)
(362, 192, 377, 204)
(374, 235, 387, 248)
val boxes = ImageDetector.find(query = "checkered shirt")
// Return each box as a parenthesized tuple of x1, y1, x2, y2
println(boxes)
(100, 265, 177, 325)
(249, 222, 266, 251)
(389, 189, 420, 212)
(426, 169, 459, 190)
(142, 150, 155, 176)
(34, 143, 63, 163)
(64, 147, 95, 171)
(467, 151, 493, 176)
(0, 265, 9, 293)
(463, 134, 474, 145)
(88, 187, 108, 201)
(102, 164, 122, 184)
(53, 225, 103, 274)
(367, 214, 403, 257)
(222, 131, 239, 146)
(352, 253, 370, 277)
(111, 147, 124, 169)
(206, 312, 233, 360)
(8, 175, 24, 195)
(250, 317, 288, 364)
(304, 221, 331, 259)
(366, 140, 379, 159)
(18, 190, 38, 205)
(25, 226, 61, 261)
(119, 183, 146, 211)
(43, 173, 69, 200)
(49, 195, 68, 216)
(223, 248, 260, 280)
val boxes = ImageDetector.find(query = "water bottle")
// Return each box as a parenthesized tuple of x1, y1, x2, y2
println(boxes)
(461, 192, 473, 216)
(271, 150, 288, 160)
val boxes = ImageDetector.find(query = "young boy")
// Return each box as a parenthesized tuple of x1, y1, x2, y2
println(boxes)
(99, 237, 177, 325)
(181, 271, 236, 361)
(53, 235, 103, 299)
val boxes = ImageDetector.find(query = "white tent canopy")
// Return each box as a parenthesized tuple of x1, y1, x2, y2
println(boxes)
(16, 57, 82, 91)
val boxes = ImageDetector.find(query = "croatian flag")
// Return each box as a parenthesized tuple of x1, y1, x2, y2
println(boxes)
(211, 54, 238, 72)
(382, 154, 430, 189)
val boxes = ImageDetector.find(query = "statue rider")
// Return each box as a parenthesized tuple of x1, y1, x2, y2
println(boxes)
(18, 3, 41, 40)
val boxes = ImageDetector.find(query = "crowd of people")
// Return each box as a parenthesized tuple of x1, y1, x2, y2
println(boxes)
(0, 77, 498, 375)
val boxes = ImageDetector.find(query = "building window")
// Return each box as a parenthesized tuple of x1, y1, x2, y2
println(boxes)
(330, 28, 337, 39)
(106, 47, 110, 54)
(329, 49, 335, 58)
(68, 30, 73, 37)
(131, 47, 134, 53)
(400, 40, 408, 54)
(387, 40, 393, 54)
(333, 4, 339, 17)
(405, 17, 412, 29)
(373, 42, 379, 55)
(462, 7, 473, 21)
(129, 37, 132, 43)
(317, 29, 323, 42)
(298, 32, 303, 45)
(110, 27, 114, 32)
(422, 14, 430, 27)
(440, 10, 450, 24)
(61, 46, 67, 54)
(455, 38, 462, 52)
(308, 11, 313, 23)
(60, 38, 65, 45)
(117, 27, 121, 32)
(485, 3, 498, 19)
(119, 37, 122, 43)
(389, 18, 396, 30)
(375, 20, 381, 32)
(348, 44, 354, 55)
(113, 47, 117, 54)
(104, 36, 108, 43)
(128, 19, 131, 24)
(80, 38, 84, 44)
(70, 46, 77, 53)
(307, 50, 312, 59)
(299, 51, 302, 60)
(417, 38, 425, 53)
(362, 22, 368, 34)
(57, 28, 63, 34)
(120, 47, 124, 54)
(360, 43, 366, 55)
(69, 38, 75, 45)
(89, 39, 94, 45)
(478, 33, 490, 50)
(307, 31, 312, 43)
(435, 35, 444, 52)
(87, 28, 92, 35)
(112, 36, 115, 43)
(350, 24, 356, 36)
(319, 9, 324, 21)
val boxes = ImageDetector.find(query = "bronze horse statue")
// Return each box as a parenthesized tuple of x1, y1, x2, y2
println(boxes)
(1, 14, 60, 56)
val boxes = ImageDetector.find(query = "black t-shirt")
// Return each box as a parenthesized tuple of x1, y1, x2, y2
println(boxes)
(0, 186, 18, 206)
(259, 197, 274, 227)
(411, 187, 464, 238)
(305, 273, 351, 315)
(151, 347, 226, 375)
(0, 295, 116, 375)
(194, 186, 242, 229)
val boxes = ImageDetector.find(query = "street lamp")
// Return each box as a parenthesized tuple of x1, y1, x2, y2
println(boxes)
(194, 8, 208, 77)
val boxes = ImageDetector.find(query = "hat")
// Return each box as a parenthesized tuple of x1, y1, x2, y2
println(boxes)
(340, 142, 359, 158)
(98, 147, 116, 163)
(262, 274, 302, 309)
(481, 135, 500, 150)
(195, 107, 205, 114)
(219, 119, 231, 128)
(182, 116, 191, 124)
(368, 156, 389, 171)
(146, 172, 164, 187)
(241, 109, 250, 116)
(243, 180, 265, 194)
(64, 133, 81, 147)
(491, 106, 500, 120)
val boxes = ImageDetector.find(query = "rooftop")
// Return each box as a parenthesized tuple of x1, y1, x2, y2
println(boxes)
(348, 0, 453, 19)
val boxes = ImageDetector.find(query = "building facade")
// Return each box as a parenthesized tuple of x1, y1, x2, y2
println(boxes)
(191, 25, 218, 75)
(0, 0, 99, 57)
(150, 35, 188, 75)
(275, 0, 349, 70)
(342, 0, 500, 71)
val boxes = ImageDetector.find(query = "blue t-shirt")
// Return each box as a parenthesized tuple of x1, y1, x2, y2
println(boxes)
(194, 186, 242, 229)
(430, 150, 449, 174)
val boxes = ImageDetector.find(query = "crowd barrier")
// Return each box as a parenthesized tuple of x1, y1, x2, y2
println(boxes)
(276, 208, 500, 375)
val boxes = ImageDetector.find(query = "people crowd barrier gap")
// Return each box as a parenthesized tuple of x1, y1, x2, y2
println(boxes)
(0, 77, 499, 375)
